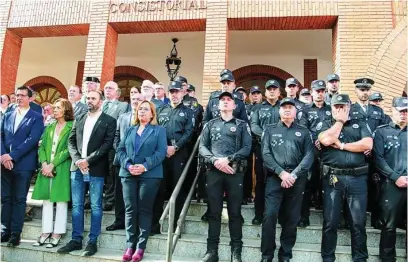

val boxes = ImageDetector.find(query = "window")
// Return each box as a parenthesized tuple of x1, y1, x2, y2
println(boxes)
(33, 85, 62, 106)
(115, 76, 143, 102)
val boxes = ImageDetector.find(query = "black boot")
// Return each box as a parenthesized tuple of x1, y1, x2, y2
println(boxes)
(7, 232, 21, 247)
(201, 250, 219, 262)
(231, 247, 242, 262)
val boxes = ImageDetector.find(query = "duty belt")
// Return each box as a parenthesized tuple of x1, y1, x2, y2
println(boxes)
(322, 164, 368, 177)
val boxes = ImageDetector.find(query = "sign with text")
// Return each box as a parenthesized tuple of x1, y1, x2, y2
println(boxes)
(110, 0, 207, 13)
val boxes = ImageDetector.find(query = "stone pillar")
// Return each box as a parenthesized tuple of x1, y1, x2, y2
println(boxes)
(201, 0, 229, 105)
(82, 0, 118, 91)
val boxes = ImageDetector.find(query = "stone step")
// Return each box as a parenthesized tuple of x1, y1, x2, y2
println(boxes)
(162, 216, 406, 249)
(28, 201, 372, 228)
(20, 219, 407, 262)
(1, 240, 216, 262)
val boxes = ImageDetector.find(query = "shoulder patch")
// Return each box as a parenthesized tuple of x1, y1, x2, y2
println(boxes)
(295, 132, 301, 137)
(297, 111, 303, 120)
(316, 122, 323, 131)
(352, 124, 359, 129)
(246, 124, 251, 135)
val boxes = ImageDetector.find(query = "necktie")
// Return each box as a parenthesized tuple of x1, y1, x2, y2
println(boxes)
(102, 102, 110, 113)
(363, 105, 368, 113)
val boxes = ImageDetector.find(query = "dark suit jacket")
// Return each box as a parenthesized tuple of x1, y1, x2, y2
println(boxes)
(113, 112, 133, 166)
(116, 124, 167, 179)
(73, 101, 88, 119)
(68, 112, 116, 177)
(30, 102, 43, 114)
(1, 109, 44, 170)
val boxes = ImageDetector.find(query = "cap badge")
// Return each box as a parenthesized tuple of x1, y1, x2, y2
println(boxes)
(230, 127, 236, 132)
(338, 96, 342, 101)
(332, 74, 336, 77)
(319, 81, 323, 85)
(172, 82, 176, 86)
(362, 79, 367, 84)
(403, 99, 408, 104)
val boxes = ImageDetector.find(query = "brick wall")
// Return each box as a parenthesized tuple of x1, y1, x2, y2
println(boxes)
(304, 59, 318, 88)
(1, 30, 22, 95)
(75, 61, 85, 87)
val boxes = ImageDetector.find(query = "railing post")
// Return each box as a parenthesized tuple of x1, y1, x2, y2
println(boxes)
(166, 200, 175, 262)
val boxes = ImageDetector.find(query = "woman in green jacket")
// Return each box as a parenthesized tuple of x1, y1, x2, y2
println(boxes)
(32, 98, 74, 248)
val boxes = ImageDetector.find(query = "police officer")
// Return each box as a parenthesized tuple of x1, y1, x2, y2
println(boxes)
(298, 80, 332, 227)
(235, 86, 247, 102)
(369, 92, 393, 123)
(151, 81, 195, 234)
(81, 76, 100, 104)
(324, 74, 340, 105)
(318, 94, 373, 262)
(249, 86, 263, 107)
(199, 91, 251, 262)
(260, 97, 314, 262)
(285, 77, 306, 116)
(202, 70, 248, 125)
(299, 88, 312, 105)
(250, 79, 281, 225)
(350, 77, 389, 228)
(174, 75, 200, 110)
(374, 97, 407, 262)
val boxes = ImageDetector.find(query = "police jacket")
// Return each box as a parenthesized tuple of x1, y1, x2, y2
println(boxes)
(261, 121, 314, 177)
(300, 102, 332, 140)
(203, 91, 248, 125)
(156, 103, 194, 149)
(199, 117, 252, 164)
(349, 103, 388, 134)
(373, 122, 407, 181)
(250, 100, 280, 138)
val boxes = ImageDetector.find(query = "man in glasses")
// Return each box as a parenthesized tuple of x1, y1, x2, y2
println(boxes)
(140, 80, 163, 109)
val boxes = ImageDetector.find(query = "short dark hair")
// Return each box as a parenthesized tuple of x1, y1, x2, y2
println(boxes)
(70, 85, 82, 94)
(16, 86, 33, 97)
(88, 90, 104, 100)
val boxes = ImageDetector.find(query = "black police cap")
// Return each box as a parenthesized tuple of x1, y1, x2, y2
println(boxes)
(187, 84, 195, 91)
(392, 97, 408, 111)
(174, 76, 188, 84)
(250, 86, 261, 94)
(168, 81, 183, 91)
(235, 87, 246, 93)
(220, 69, 233, 77)
(219, 91, 234, 100)
(300, 88, 311, 96)
(311, 80, 326, 90)
(369, 92, 384, 101)
(265, 79, 281, 89)
(280, 97, 296, 107)
(326, 74, 340, 82)
(285, 78, 299, 87)
(354, 78, 374, 89)
(331, 94, 351, 105)
(84, 77, 100, 83)
(220, 74, 235, 82)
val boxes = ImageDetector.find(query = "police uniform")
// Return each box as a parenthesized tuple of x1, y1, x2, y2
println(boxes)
(151, 81, 195, 231)
(299, 80, 332, 226)
(81, 76, 100, 104)
(203, 73, 248, 125)
(317, 94, 371, 262)
(246, 86, 262, 115)
(369, 92, 392, 123)
(349, 78, 389, 227)
(199, 91, 252, 262)
(285, 78, 306, 118)
(260, 98, 314, 262)
(250, 79, 281, 224)
(324, 74, 340, 105)
(374, 97, 407, 261)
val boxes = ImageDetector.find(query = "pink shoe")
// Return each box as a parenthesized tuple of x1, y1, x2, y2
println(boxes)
(131, 249, 144, 262)
(122, 248, 134, 262)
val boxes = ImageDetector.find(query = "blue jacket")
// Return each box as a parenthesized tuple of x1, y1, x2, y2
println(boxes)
(1, 109, 44, 170)
(116, 124, 167, 179)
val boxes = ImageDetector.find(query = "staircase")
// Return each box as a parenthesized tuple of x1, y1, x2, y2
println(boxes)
(1, 192, 407, 262)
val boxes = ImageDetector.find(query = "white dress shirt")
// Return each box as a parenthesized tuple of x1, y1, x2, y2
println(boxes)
(14, 107, 30, 133)
(81, 110, 102, 158)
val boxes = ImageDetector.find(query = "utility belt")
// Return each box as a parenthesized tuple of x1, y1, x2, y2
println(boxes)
(205, 160, 247, 173)
(322, 164, 368, 177)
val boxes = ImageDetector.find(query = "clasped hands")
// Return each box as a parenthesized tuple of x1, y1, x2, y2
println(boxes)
(41, 162, 55, 177)
(214, 158, 235, 175)
(1, 154, 13, 170)
(279, 171, 296, 188)
(75, 159, 89, 174)
(128, 164, 146, 176)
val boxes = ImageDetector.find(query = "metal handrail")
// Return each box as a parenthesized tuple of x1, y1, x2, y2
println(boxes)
(158, 137, 201, 262)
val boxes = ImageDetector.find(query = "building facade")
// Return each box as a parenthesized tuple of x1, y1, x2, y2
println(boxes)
(1, 0, 406, 110)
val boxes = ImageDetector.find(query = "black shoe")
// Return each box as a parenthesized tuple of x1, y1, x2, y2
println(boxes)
(241, 199, 248, 205)
(372, 220, 383, 230)
(82, 243, 97, 256)
(201, 211, 209, 222)
(252, 216, 263, 225)
(57, 240, 82, 253)
(201, 250, 219, 262)
(84, 202, 91, 210)
(260, 259, 272, 262)
(150, 224, 161, 236)
(279, 260, 290, 262)
(231, 247, 242, 262)
(298, 219, 310, 228)
(106, 222, 125, 231)
(103, 204, 113, 211)
(246, 197, 253, 204)
(1, 232, 10, 243)
(6, 233, 20, 247)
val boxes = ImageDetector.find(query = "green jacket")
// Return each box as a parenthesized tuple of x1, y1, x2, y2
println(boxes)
(32, 121, 73, 202)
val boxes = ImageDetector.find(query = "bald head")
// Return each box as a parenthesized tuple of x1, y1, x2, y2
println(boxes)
(104, 81, 120, 100)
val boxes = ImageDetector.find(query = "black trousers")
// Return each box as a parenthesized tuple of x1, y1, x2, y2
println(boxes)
(261, 174, 306, 260)
(321, 172, 368, 262)
(113, 165, 125, 225)
(104, 149, 116, 206)
(379, 178, 407, 262)
(367, 162, 381, 226)
(254, 143, 266, 218)
(301, 156, 320, 221)
(206, 168, 243, 250)
(152, 147, 189, 229)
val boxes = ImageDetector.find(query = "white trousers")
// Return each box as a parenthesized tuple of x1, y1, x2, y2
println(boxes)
(42, 200, 68, 234)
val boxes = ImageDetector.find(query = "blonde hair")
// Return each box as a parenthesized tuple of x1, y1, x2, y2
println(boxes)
(132, 100, 158, 126)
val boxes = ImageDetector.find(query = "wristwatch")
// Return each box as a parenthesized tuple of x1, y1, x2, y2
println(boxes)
(227, 156, 233, 162)
(174, 145, 179, 151)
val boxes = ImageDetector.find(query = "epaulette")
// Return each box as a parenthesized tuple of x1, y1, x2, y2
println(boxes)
(376, 124, 388, 129)
(233, 92, 244, 101)
(264, 123, 278, 129)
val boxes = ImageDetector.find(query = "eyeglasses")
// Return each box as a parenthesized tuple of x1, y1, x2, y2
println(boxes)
(16, 94, 28, 97)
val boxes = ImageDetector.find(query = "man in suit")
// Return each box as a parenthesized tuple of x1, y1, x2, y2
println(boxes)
(154, 82, 170, 105)
(69, 85, 88, 118)
(8, 88, 43, 115)
(102, 81, 129, 211)
(106, 93, 144, 231)
(57, 90, 116, 257)
(1, 86, 44, 246)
